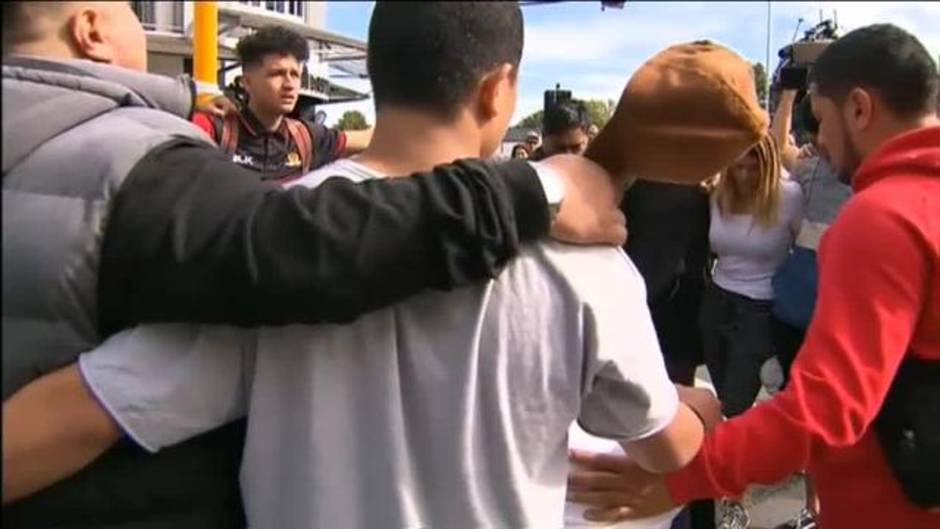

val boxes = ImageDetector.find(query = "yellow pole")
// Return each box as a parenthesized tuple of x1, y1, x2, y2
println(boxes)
(193, 1, 219, 106)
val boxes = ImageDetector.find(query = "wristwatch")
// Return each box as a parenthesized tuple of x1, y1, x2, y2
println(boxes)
(530, 161, 566, 223)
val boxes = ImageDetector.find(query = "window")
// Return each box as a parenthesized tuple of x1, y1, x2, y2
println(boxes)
(236, 0, 304, 19)
(131, 1, 155, 27)
(289, 1, 305, 18)
(131, 1, 182, 33)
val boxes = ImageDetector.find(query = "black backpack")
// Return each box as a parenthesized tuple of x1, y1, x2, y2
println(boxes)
(874, 356, 940, 509)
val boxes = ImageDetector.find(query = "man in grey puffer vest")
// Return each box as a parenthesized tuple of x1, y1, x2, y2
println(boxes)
(2, 2, 627, 527)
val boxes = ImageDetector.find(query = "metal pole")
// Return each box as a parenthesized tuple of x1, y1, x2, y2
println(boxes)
(765, 0, 772, 108)
(194, 1, 219, 88)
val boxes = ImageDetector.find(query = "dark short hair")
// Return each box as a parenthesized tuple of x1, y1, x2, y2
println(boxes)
(542, 101, 590, 136)
(237, 25, 309, 68)
(367, 1, 524, 119)
(810, 24, 938, 118)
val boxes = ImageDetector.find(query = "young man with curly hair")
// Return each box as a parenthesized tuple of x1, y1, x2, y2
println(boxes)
(192, 25, 372, 181)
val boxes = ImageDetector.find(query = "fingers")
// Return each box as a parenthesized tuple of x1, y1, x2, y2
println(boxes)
(567, 470, 634, 492)
(221, 102, 239, 115)
(544, 153, 627, 246)
(606, 224, 627, 247)
(204, 97, 238, 117)
(584, 506, 647, 522)
(568, 449, 634, 473)
(551, 208, 626, 246)
(566, 490, 630, 509)
(606, 209, 626, 230)
(601, 211, 628, 246)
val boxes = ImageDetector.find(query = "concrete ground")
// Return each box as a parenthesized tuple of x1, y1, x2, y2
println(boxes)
(693, 366, 809, 529)
(747, 475, 806, 529)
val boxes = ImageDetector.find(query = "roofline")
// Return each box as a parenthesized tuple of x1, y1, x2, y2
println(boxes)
(217, 3, 367, 52)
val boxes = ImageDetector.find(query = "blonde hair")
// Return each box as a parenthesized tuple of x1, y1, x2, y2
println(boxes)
(714, 134, 781, 228)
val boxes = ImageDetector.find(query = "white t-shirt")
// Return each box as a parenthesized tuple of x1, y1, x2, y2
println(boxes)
(710, 179, 804, 300)
(80, 159, 680, 529)
(566, 424, 680, 529)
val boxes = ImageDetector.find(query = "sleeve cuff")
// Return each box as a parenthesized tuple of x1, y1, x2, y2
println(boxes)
(194, 80, 224, 97)
(577, 382, 680, 443)
(186, 76, 197, 121)
(494, 159, 552, 242)
(665, 451, 717, 504)
(78, 354, 160, 454)
(529, 160, 567, 206)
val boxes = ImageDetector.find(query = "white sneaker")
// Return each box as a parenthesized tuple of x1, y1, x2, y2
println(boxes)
(772, 508, 817, 529)
(716, 499, 751, 529)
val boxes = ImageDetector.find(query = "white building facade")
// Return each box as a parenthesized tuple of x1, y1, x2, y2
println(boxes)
(132, 1, 368, 111)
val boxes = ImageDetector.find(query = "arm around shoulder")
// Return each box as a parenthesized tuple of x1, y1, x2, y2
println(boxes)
(99, 142, 550, 330)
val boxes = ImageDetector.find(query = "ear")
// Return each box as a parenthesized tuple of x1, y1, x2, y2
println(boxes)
(476, 64, 515, 120)
(844, 87, 874, 132)
(68, 8, 112, 63)
(239, 71, 257, 95)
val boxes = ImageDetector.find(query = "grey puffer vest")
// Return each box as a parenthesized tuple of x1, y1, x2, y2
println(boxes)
(2, 57, 245, 528)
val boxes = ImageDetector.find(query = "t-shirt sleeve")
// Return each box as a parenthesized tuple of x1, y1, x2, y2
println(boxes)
(575, 249, 680, 441)
(306, 121, 347, 169)
(782, 179, 805, 236)
(77, 324, 253, 453)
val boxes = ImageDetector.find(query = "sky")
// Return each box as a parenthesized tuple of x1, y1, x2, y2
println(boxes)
(318, 1, 940, 128)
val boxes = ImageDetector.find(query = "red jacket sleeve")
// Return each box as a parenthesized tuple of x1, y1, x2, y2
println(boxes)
(191, 112, 218, 143)
(666, 192, 931, 502)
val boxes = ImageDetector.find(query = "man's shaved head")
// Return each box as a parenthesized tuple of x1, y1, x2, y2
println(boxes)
(2, 2, 147, 71)
(3, 2, 73, 51)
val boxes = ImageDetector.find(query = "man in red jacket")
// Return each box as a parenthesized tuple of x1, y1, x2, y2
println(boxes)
(567, 23, 940, 529)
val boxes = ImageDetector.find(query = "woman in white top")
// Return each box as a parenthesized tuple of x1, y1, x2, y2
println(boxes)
(699, 135, 803, 418)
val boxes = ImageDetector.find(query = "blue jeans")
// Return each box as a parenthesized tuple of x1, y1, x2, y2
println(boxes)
(699, 282, 775, 417)
(670, 507, 691, 529)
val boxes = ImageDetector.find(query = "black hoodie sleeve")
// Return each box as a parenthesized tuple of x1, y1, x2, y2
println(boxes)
(98, 139, 549, 334)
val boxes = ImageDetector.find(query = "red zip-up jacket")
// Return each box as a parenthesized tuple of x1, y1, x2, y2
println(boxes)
(667, 126, 940, 529)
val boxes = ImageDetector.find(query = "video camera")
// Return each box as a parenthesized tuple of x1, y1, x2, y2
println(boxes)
(544, 84, 572, 115)
(771, 19, 839, 103)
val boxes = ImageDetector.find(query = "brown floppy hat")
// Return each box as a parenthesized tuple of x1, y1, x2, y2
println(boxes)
(585, 40, 768, 185)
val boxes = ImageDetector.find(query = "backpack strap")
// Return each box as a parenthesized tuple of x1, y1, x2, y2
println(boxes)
(219, 113, 241, 156)
(285, 118, 314, 173)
